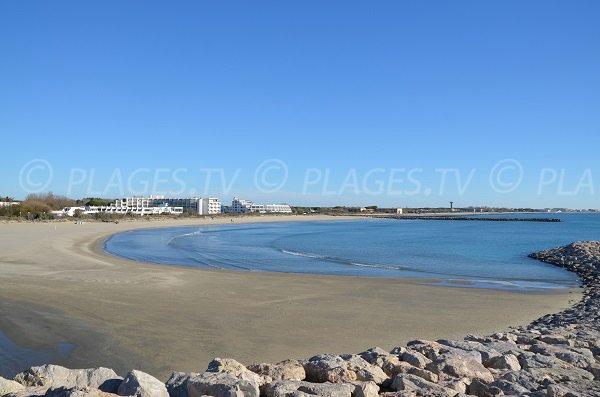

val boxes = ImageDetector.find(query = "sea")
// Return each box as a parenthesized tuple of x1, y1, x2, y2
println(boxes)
(104, 213, 600, 291)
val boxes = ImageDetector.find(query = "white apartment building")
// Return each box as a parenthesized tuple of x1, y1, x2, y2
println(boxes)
(201, 198, 222, 215)
(52, 203, 183, 217)
(148, 196, 221, 215)
(230, 197, 292, 214)
(265, 204, 292, 213)
(231, 197, 254, 213)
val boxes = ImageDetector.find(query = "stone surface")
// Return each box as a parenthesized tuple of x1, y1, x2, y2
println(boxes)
(483, 353, 521, 371)
(0, 377, 25, 396)
(185, 372, 260, 397)
(206, 358, 270, 386)
(425, 354, 494, 383)
(14, 366, 122, 393)
(264, 380, 354, 397)
(391, 373, 455, 397)
(45, 387, 120, 397)
(302, 354, 387, 385)
(400, 350, 431, 369)
(117, 370, 168, 397)
(247, 360, 305, 382)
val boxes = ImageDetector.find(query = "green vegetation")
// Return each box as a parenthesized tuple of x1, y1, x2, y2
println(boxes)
(0, 192, 77, 220)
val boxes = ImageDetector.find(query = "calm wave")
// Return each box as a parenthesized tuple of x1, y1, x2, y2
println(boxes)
(104, 214, 600, 290)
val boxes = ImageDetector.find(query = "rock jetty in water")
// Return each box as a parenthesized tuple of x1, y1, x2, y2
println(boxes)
(2, 241, 600, 397)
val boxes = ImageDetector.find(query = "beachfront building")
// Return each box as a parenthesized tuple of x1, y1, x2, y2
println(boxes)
(265, 204, 292, 213)
(201, 198, 222, 215)
(148, 196, 221, 215)
(231, 197, 254, 213)
(52, 202, 184, 217)
(230, 197, 292, 214)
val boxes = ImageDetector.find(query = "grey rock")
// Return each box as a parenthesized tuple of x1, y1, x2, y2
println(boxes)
(527, 367, 594, 383)
(165, 372, 198, 397)
(339, 355, 388, 384)
(247, 360, 305, 381)
(400, 350, 431, 369)
(483, 354, 521, 371)
(2, 386, 48, 397)
(518, 352, 570, 370)
(488, 378, 529, 394)
(117, 370, 168, 397)
(437, 340, 500, 362)
(348, 381, 379, 397)
(0, 377, 25, 396)
(357, 347, 390, 365)
(391, 374, 455, 397)
(14, 366, 122, 393)
(44, 386, 120, 397)
(185, 372, 260, 397)
(539, 335, 572, 346)
(264, 380, 354, 397)
(206, 358, 270, 386)
(303, 354, 387, 385)
(425, 354, 493, 383)
(303, 355, 356, 383)
(406, 367, 438, 383)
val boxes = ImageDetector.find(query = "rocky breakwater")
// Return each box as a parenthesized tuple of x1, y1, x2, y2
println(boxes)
(2, 241, 600, 397)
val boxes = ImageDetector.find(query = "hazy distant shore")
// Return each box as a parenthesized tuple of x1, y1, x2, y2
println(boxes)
(0, 215, 581, 380)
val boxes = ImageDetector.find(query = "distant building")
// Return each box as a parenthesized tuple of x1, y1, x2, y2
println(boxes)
(201, 198, 222, 215)
(0, 201, 19, 207)
(149, 196, 221, 215)
(231, 197, 254, 213)
(396, 208, 403, 215)
(230, 197, 292, 214)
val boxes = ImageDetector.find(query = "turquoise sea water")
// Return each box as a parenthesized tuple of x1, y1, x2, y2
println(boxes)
(104, 214, 600, 291)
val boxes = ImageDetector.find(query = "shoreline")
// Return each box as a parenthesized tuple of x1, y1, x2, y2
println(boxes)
(96, 217, 575, 291)
(0, 215, 582, 380)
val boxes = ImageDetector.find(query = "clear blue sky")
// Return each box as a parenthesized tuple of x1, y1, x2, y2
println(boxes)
(1, 1, 599, 208)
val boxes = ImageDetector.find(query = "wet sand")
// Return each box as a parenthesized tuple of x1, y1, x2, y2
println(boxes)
(0, 215, 581, 380)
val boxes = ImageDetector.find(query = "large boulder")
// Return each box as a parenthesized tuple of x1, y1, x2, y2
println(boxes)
(303, 355, 388, 385)
(517, 352, 571, 369)
(44, 386, 120, 397)
(483, 354, 521, 371)
(165, 372, 197, 397)
(206, 358, 270, 386)
(117, 370, 168, 397)
(1, 386, 47, 397)
(527, 367, 595, 383)
(391, 373, 456, 397)
(339, 355, 388, 384)
(14, 366, 122, 393)
(0, 377, 25, 396)
(437, 339, 501, 362)
(247, 360, 305, 381)
(400, 350, 431, 369)
(349, 381, 379, 397)
(264, 380, 354, 397)
(425, 354, 494, 383)
(357, 349, 404, 378)
(185, 372, 260, 397)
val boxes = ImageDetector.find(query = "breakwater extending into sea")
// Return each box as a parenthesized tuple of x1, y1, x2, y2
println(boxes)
(371, 215, 562, 222)
(2, 241, 600, 397)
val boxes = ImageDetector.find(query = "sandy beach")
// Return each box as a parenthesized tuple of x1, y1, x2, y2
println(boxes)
(0, 215, 581, 380)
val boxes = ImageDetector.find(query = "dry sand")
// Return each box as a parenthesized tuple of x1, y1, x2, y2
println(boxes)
(0, 215, 581, 380)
